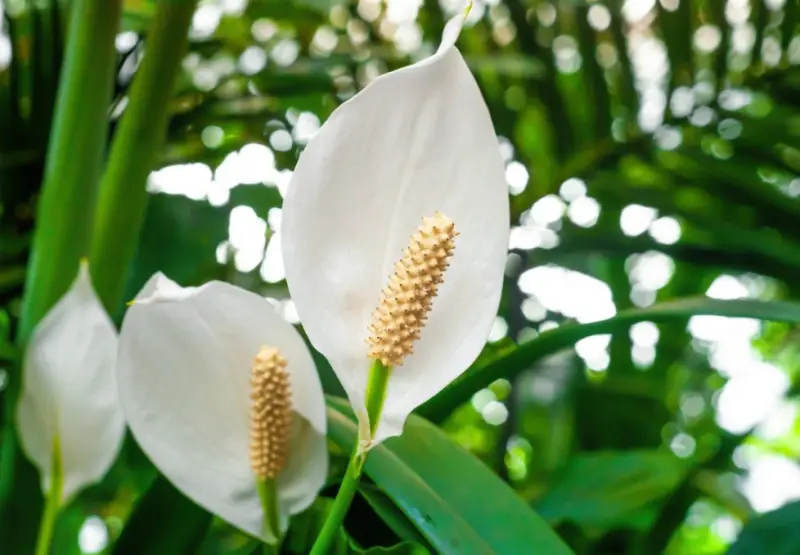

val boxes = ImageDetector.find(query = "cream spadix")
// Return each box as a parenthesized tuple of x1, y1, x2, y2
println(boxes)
(116, 274, 328, 542)
(282, 9, 509, 447)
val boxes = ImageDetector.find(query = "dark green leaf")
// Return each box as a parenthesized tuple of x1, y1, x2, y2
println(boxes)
(359, 484, 434, 550)
(111, 476, 211, 555)
(726, 500, 800, 555)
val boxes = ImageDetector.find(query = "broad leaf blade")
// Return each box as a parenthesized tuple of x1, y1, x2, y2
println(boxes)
(326, 398, 574, 555)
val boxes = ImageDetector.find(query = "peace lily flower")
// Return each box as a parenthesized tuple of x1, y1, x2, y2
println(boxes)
(16, 263, 124, 551)
(282, 7, 508, 448)
(116, 273, 328, 544)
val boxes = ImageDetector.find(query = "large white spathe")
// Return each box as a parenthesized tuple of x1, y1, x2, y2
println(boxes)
(116, 274, 328, 542)
(281, 11, 509, 445)
(16, 263, 124, 502)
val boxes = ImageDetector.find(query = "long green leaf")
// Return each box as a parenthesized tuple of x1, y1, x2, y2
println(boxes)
(326, 397, 575, 555)
(419, 298, 800, 422)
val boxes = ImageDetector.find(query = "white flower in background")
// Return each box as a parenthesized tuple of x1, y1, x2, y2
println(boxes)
(116, 274, 328, 542)
(282, 9, 508, 446)
(16, 262, 124, 502)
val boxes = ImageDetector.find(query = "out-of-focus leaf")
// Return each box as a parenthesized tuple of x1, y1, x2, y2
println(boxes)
(726, 500, 800, 555)
(420, 298, 800, 422)
(326, 397, 575, 555)
(111, 476, 211, 555)
(534, 450, 689, 531)
(126, 193, 228, 300)
(356, 543, 431, 554)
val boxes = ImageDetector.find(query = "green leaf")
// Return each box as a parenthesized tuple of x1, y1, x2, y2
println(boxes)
(111, 476, 211, 555)
(356, 543, 431, 555)
(419, 298, 800, 422)
(726, 500, 800, 555)
(534, 450, 689, 531)
(326, 397, 575, 555)
(359, 484, 434, 549)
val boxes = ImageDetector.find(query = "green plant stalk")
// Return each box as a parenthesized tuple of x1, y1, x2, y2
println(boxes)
(34, 437, 62, 555)
(18, 0, 121, 345)
(256, 478, 280, 555)
(309, 360, 391, 555)
(89, 0, 198, 315)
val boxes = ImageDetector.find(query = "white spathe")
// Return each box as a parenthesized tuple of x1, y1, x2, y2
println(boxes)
(116, 274, 328, 542)
(16, 263, 124, 502)
(281, 11, 509, 445)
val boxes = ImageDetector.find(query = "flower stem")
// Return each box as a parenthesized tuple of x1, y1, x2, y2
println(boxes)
(34, 438, 63, 555)
(365, 360, 392, 437)
(256, 478, 281, 555)
(309, 447, 364, 555)
(310, 360, 392, 554)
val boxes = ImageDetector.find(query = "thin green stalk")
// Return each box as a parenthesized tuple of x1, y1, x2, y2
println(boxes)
(364, 360, 392, 436)
(33, 438, 62, 555)
(18, 0, 121, 344)
(256, 478, 281, 555)
(310, 360, 392, 554)
(309, 447, 363, 555)
(90, 0, 198, 315)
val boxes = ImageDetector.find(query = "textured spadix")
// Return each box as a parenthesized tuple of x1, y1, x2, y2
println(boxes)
(249, 346, 293, 480)
(367, 212, 458, 367)
(282, 10, 509, 446)
(117, 274, 327, 541)
(16, 263, 124, 502)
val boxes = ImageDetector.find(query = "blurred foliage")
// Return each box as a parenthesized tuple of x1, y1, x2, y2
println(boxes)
(1, 0, 800, 554)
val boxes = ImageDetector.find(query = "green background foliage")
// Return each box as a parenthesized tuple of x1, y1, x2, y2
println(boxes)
(1, 0, 800, 553)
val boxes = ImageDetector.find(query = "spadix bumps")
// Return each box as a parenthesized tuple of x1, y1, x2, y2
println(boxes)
(249, 346, 293, 481)
(367, 212, 458, 367)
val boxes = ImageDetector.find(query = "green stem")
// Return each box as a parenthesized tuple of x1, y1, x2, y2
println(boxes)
(34, 439, 62, 555)
(309, 448, 364, 555)
(256, 478, 281, 555)
(89, 0, 199, 316)
(310, 360, 392, 554)
(365, 360, 392, 436)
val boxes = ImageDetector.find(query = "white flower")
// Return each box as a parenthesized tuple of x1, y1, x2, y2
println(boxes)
(281, 10, 508, 446)
(116, 274, 328, 542)
(16, 263, 124, 502)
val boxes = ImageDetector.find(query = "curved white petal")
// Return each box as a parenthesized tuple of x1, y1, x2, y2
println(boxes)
(117, 276, 327, 541)
(282, 11, 508, 444)
(16, 263, 124, 501)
